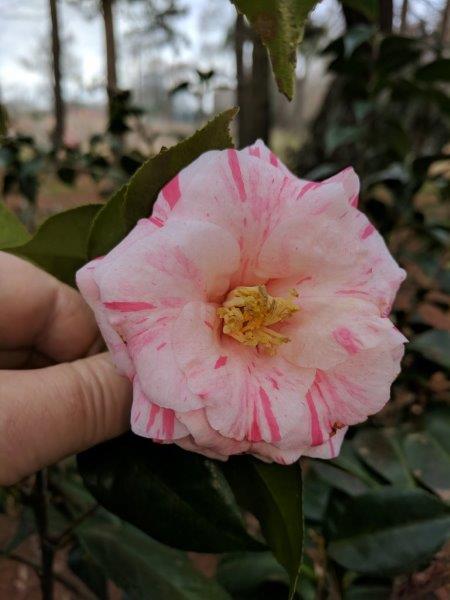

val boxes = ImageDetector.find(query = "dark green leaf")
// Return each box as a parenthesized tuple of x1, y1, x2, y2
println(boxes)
(0, 201, 30, 248)
(124, 108, 237, 229)
(217, 552, 291, 596)
(6, 204, 102, 286)
(231, 1, 317, 100)
(77, 433, 261, 553)
(409, 330, 450, 370)
(353, 428, 414, 488)
(328, 489, 450, 575)
(416, 59, 450, 82)
(340, 0, 378, 21)
(74, 510, 231, 600)
(404, 409, 450, 501)
(312, 462, 370, 497)
(68, 544, 108, 600)
(87, 185, 127, 258)
(302, 464, 331, 522)
(222, 457, 303, 599)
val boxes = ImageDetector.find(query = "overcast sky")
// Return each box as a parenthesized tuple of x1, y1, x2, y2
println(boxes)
(0, 0, 445, 109)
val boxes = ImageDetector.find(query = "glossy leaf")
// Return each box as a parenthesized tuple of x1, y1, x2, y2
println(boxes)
(124, 108, 237, 228)
(77, 433, 261, 553)
(409, 330, 450, 369)
(74, 510, 231, 600)
(0, 201, 30, 248)
(341, 0, 378, 21)
(416, 59, 450, 82)
(403, 408, 450, 501)
(231, 1, 317, 100)
(311, 462, 370, 497)
(353, 428, 414, 488)
(222, 457, 303, 599)
(87, 185, 127, 258)
(6, 204, 102, 286)
(328, 489, 450, 575)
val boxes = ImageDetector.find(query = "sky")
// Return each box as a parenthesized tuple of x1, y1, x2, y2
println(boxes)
(0, 0, 446, 109)
(0, 0, 237, 108)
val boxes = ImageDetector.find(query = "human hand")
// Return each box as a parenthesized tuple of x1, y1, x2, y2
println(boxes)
(0, 252, 132, 485)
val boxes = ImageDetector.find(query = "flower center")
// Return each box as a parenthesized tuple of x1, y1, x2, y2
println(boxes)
(217, 285, 299, 354)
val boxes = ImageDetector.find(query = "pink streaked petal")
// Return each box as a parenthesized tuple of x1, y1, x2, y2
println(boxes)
(93, 219, 240, 307)
(307, 331, 405, 427)
(303, 426, 348, 459)
(271, 291, 400, 370)
(150, 148, 303, 285)
(76, 262, 134, 378)
(162, 175, 181, 210)
(258, 181, 405, 314)
(131, 378, 188, 440)
(176, 409, 250, 457)
(103, 301, 157, 312)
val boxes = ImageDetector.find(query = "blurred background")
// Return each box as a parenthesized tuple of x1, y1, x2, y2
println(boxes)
(1, 0, 450, 598)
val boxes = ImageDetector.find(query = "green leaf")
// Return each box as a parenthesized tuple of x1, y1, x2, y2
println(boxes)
(68, 544, 108, 600)
(409, 330, 450, 370)
(340, 0, 378, 21)
(124, 108, 237, 229)
(312, 462, 370, 497)
(328, 488, 450, 575)
(87, 185, 128, 258)
(222, 457, 303, 599)
(0, 201, 30, 248)
(416, 59, 450, 82)
(217, 551, 316, 598)
(231, 1, 317, 100)
(77, 433, 261, 553)
(74, 510, 231, 600)
(404, 432, 450, 501)
(353, 428, 414, 488)
(403, 408, 450, 501)
(6, 204, 102, 286)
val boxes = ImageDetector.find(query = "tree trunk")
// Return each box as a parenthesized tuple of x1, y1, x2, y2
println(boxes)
(400, 0, 408, 34)
(235, 14, 250, 148)
(49, 0, 64, 151)
(442, 0, 450, 49)
(249, 33, 271, 144)
(378, 0, 393, 34)
(101, 0, 118, 114)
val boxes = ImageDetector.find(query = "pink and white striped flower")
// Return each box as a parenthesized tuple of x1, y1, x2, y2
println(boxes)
(77, 141, 406, 464)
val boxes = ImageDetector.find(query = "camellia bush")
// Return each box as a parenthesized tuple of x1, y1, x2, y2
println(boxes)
(1, 2, 449, 600)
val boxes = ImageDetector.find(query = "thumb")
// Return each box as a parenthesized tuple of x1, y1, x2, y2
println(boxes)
(0, 353, 132, 486)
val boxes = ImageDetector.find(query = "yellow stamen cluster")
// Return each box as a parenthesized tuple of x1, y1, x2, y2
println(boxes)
(217, 285, 299, 354)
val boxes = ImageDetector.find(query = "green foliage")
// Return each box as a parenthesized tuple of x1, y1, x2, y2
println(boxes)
(6, 204, 102, 286)
(77, 433, 261, 553)
(0, 201, 30, 248)
(340, 0, 378, 21)
(230, 0, 317, 100)
(409, 330, 450, 370)
(327, 488, 450, 576)
(223, 457, 303, 599)
(75, 511, 231, 600)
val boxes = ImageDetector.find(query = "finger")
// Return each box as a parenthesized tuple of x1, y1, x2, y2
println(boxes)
(0, 353, 132, 486)
(0, 252, 100, 367)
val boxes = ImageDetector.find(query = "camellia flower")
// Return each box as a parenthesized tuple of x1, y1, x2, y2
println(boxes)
(77, 141, 406, 464)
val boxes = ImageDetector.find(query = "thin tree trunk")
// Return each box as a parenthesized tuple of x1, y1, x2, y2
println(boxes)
(442, 0, 450, 48)
(400, 0, 408, 34)
(101, 0, 118, 114)
(49, 0, 64, 151)
(379, 0, 393, 34)
(235, 14, 250, 148)
(249, 34, 271, 144)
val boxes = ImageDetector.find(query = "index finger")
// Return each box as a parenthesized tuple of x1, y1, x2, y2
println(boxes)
(0, 252, 100, 368)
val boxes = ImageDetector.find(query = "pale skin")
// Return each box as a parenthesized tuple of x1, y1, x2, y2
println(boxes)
(0, 252, 132, 486)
